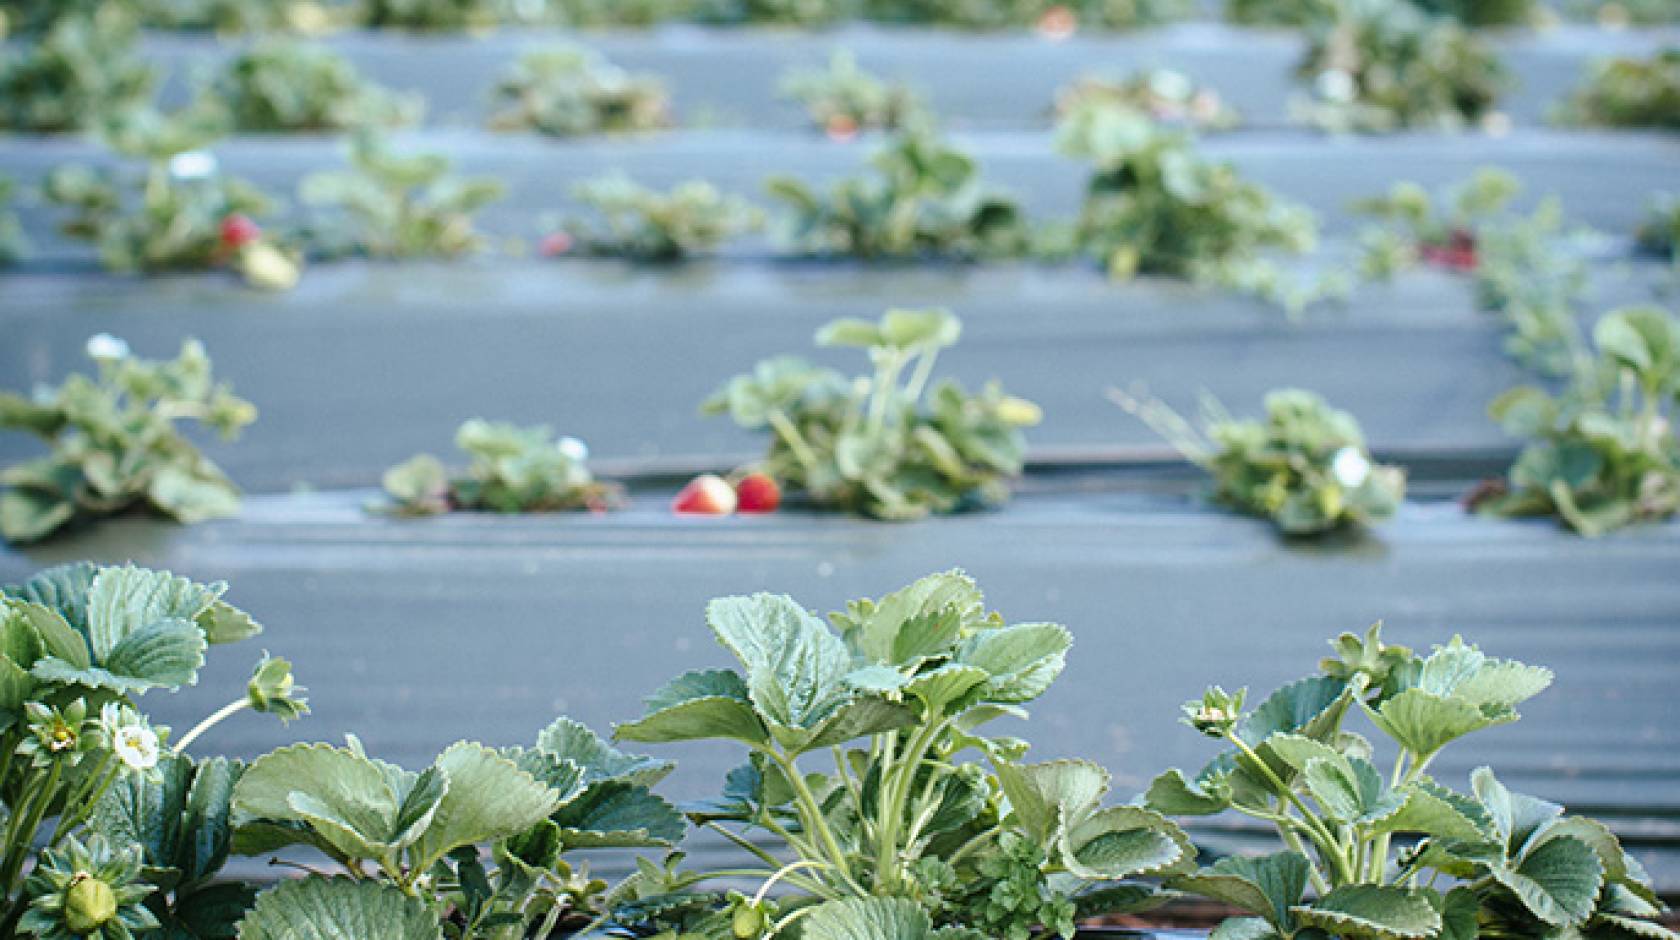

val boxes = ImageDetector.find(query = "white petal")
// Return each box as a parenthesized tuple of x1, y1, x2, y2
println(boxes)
(86, 333, 131, 361)
(1331, 447, 1372, 488)
(169, 150, 219, 180)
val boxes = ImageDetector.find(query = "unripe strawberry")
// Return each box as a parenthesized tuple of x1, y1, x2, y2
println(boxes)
(672, 474, 737, 515)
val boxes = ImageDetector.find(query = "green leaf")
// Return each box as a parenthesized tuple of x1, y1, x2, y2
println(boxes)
(536, 716, 673, 788)
(1494, 834, 1604, 927)
(1061, 805, 1195, 879)
(1172, 853, 1312, 929)
(1209, 917, 1282, 940)
(198, 601, 262, 645)
(1238, 675, 1350, 744)
(0, 487, 77, 542)
(1145, 768, 1231, 816)
(613, 669, 768, 746)
(1302, 755, 1392, 824)
(995, 759, 1110, 844)
(147, 465, 241, 523)
(833, 570, 981, 665)
(231, 743, 406, 860)
(85, 564, 218, 660)
(407, 742, 560, 869)
(1292, 885, 1443, 940)
(551, 781, 684, 849)
(800, 897, 935, 940)
(8, 562, 98, 633)
(955, 622, 1071, 704)
(1372, 778, 1490, 842)
(1368, 689, 1498, 758)
(708, 593, 865, 752)
(238, 877, 441, 940)
(1434, 886, 1480, 940)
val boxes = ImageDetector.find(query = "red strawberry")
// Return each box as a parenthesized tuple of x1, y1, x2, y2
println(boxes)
(825, 115, 860, 143)
(220, 213, 261, 249)
(672, 474, 737, 515)
(539, 232, 573, 257)
(1036, 5, 1077, 40)
(734, 473, 781, 513)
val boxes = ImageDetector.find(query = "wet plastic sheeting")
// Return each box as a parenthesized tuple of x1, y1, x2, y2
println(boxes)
(131, 25, 1678, 130)
(0, 261, 1615, 489)
(2, 488, 1677, 884)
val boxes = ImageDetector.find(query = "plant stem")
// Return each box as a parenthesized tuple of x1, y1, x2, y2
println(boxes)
(767, 409, 823, 480)
(173, 697, 250, 754)
(707, 821, 786, 870)
(1224, 732, 1350, 884)
(767, 750, 864, 897)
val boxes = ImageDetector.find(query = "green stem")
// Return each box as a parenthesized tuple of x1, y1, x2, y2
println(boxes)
(707, 821, 786, 870)
(0, 760, 63, 900)
(1225, 732, 1350, 884)
(767, 750, 864, 897)
(874, 719, 946, 895)
(767, 409, 823, 480)
(901, 346, 941, 407)
(173, 697, 250, 754)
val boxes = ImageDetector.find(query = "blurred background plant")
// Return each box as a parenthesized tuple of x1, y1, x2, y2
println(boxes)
(0, 5, 154, 133)
(1052, 68, 1240, 132)
(1476, 306, 1680, 536)
(200, 40, 423, 132)
(557, 174, 762, 262)
(43, 108, 300, 288)
(1293, 0, 1507, 132)
(1353, 166, 1521, 280)
(1114, 386, 1406, 535)
(768, 132, 1029, 260)
(780, 51, 928, 140)
(1049, 104, 1337, 314)
(1555, 48, 1680, 129)
(0, 337, 255, 543)
(382, 420, 617, 515)
(0, 177, 24, 266)
(299, 131, 504, 259)
(488, 47, 672, 137)
(1637, 192, 1679, 266)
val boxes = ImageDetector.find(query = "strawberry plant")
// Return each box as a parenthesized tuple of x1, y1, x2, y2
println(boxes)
(1225, 0, 1333, 26)
(1352, 167, 1520, 281)
(558, 173, 762, 262)
(1294, 0, 1507, 132)
(545, 0, 689, 25)
(863, 0, 1191, 29)
(229, 717, 683, 938)
(0, 6, 154, 133)
(487, 47, 671, 137)
(136, 0, 346, 31)
(612, 571, 1194, 939)
(0, 336, 256, 543)
(1564, 0, 1680, 24)
(767, 133, 1029, 261)
(704, 308, 1041, 520)
(1115, 387, 1406, 535)
(1638, 192, 1679, 265)
(1053, 68, 1240, 132)
(0, 177, 24, 266)
(1556, 48, 1680, 129)
(1051, 105, 1339, 314)
(43, 108, 301, 288)
(1476, 306, 1680, 536)
(300, 132, 504, 259)
(203, 40, 422, 132)
(1469, 199, 1588, 378)
(1148, 624, 1676, 940)
(693, 0, 850, 24)
(359, 0, 510, 29)
(779, 51, 927, 139)
(1, 562, 306, 937)
(381, 420, 617, 515)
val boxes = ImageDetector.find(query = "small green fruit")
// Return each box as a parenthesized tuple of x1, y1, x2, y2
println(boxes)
(732, 903, 766, 938)
(65, 874, 117, 933)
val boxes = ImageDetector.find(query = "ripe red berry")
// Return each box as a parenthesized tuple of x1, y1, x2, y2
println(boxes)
(734, 473, 781, 513)
(220, 213, 261, 249)
(539, 232, 573, 257)
(672, 474, 737, 515)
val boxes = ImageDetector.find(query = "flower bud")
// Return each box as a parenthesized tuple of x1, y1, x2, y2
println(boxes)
(239, 242, 301, 292)
(248, 654, 310, 722)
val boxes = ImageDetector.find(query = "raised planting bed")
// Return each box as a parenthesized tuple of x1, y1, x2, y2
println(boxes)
(3, 472, 1677, 889)
(3, 129, 1676, 255)
(6, 259, 1670, 490)
(127, 22, 1680, 130)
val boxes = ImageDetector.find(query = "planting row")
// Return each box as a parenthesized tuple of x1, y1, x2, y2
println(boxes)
(2, 520, 1678, 929)
(4, 276, 1678, 541)
(109, 23, 1680, 132)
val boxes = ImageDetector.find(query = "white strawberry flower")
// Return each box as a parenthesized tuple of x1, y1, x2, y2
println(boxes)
(85, 333, 130, 362)
(1315, 69, 1356, 104)
(556, 436, 589, 462)
(168, 150, 218, 181)
(1331, 447, 1372, 488)
(101, 704, 160, 775)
